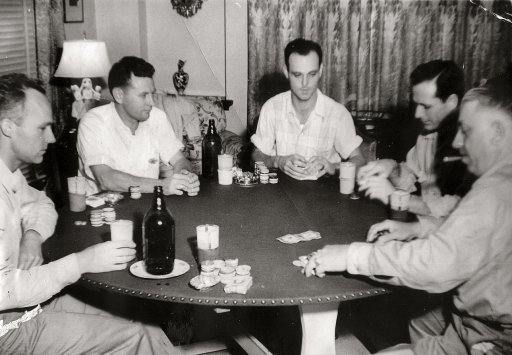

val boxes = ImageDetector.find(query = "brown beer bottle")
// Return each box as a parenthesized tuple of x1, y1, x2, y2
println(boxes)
(202, 119, 222, 178)
(142, 186, 175, 275)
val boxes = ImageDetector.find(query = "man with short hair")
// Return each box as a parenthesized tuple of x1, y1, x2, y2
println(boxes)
(77, 56, 199, 196)
(251, 38, 365, 180)
(358, 60, 471, 218)
(305, 82, 512, 354)
(0, 73, 181, 354)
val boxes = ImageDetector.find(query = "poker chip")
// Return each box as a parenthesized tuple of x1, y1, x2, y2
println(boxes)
(74, 221, 87, 226)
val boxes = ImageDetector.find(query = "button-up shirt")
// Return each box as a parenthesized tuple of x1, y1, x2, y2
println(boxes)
(0, 159, 80, 312)
(251, 90, 362, 164)
(347, 158, 512, 350)
(77, 103, 184, 195)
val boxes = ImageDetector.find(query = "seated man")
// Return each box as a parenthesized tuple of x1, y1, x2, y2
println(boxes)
(358, 60, 473, 219)
(251, 38, 365, 180)
(77, 56, 199, 196)
(305, 83, 512, 354)
(0, 73, 180, 354)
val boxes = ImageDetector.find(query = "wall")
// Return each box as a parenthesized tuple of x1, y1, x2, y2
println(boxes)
(63, 0, 247, 135)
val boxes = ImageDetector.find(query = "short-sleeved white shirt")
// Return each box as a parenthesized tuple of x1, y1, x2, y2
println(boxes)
(77, 102, 183, 195)
(250, 90, 362, 163)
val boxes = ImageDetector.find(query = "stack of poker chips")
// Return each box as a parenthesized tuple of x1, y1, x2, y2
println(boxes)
(129, 186, 141, 199)
(102, 207, 116, 224)
(89, 209, 104, 227)
(269, 172, 278, 184)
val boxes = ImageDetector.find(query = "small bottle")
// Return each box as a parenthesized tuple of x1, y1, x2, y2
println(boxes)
(202, 119, 222, 178)
(142, 186, 175, 275)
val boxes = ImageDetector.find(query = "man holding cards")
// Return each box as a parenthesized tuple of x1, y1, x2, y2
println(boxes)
(251, 38, 365, 180)
(77, 56, 199, 196)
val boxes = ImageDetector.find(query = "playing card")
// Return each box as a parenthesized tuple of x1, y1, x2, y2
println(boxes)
(276, 234, 301, 244)
(298, 230, 321, 241)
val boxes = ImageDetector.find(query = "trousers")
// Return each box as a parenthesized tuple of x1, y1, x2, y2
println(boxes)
(0, 293, 182, 355)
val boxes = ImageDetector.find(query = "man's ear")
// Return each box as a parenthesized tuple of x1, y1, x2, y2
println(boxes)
(282, 65, 289, 80)
(319, 63, 323, 77)
(446, 93, 458, 111)
(490, 119, 506, 146)
(0, 119, 14, 138)
(112, 87, 124, 104)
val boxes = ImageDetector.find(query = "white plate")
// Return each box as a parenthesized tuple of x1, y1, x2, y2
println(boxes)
(129, 259, 190, 279)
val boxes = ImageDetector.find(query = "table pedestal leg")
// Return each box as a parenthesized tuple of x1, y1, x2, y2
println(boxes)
(299, 302, 339, 355)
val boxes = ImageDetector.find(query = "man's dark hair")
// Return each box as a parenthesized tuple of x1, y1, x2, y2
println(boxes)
(0, 73, 46, 122)
(410, 60, 465, 102)
(108, 56, 155, 95)
(284, 38, 323, 70)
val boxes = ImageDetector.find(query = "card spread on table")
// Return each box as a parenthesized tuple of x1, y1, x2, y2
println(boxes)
(276, 230, 321, 244)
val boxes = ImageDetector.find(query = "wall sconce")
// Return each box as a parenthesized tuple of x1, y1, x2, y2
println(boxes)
(54, 40, 111, 120)
(171, 0, 204, 18)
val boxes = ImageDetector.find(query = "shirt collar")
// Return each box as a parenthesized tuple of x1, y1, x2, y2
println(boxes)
(111, 102, 149, 133)
(0, 158, 22, 193)
(285, 89, 326, 120)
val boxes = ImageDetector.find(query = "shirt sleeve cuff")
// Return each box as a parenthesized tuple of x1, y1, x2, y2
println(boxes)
(250, 134, 274, 156)
(341, 136, 363, 159)
(347, 242, 374, 276)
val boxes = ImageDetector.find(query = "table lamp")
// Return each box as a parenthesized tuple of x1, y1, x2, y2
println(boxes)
(54, 40, 111, 120)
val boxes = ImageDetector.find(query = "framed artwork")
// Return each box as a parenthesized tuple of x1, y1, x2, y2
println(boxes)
(63, 0, 84, 23)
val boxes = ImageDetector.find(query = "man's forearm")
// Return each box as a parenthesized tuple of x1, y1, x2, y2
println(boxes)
(408, 195, 432, 216)
(94, 168, 162, 193)
(172, 156, 193, 174)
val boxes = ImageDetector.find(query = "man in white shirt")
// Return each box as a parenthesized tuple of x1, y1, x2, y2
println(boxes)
(305, 83, 512, 354)
(77, 56, 199, 196)
(251, 38, 365, 180)
(0, 73, 181, 354)
(358, 60, 472, 219)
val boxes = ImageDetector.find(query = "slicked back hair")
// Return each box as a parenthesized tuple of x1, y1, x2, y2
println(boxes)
(0, 73, 46, 123)
(284, 38, 323, 71)
(462, 82, 512, 122)
(108, 56, 155, 95)
(410, 60, 465, 103)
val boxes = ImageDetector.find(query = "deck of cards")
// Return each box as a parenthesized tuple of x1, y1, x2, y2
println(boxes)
(276, 230, 321, 244)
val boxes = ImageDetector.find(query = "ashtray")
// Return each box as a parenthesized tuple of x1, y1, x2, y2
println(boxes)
(234, 171, 259, 187)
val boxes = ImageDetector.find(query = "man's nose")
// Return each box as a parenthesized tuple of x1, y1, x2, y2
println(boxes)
(415, 105, 425, 119)
(45, 129, 56, 144)
(147, 94, 155, 106)
(452, 129, 463, 149)
(301, 75, 308, 87)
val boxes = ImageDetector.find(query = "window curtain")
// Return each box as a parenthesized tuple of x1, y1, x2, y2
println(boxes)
(247, 0, 512, 129)
(34, 0, 67, 137)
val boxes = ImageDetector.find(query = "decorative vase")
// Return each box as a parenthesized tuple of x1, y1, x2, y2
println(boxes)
(173, 60, 189, 95)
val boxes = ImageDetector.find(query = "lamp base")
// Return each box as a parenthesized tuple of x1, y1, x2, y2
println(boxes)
(221, 99, 233, 111)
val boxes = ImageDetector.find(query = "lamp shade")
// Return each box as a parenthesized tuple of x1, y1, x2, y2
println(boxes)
(54, 40, 111, 78)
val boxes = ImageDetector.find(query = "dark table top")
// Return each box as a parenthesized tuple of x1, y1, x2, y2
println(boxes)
(45, 174, 389, 307)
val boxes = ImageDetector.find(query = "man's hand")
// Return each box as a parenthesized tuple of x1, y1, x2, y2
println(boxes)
(366, 220, 421, 244)
(304, 244, 350, 278)
(18, 230, 44, 270)
(305, 156, 335, 178)
(357, 159, 397, 182)
(358, 176, 395, 204)
(278, 154, 312, 180)
(162, 170, 200, 195)
(76, 240, 136, 274)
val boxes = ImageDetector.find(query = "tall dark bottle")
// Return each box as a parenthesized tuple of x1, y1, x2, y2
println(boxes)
(202, 118, 222, 178)
(142, 186, 175, 275)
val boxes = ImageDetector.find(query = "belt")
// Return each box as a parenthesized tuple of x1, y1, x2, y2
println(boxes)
(0, 304, 42, 337)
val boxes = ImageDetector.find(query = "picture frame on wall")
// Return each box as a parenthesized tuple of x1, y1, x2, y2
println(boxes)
(63, 0, 84, 23)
